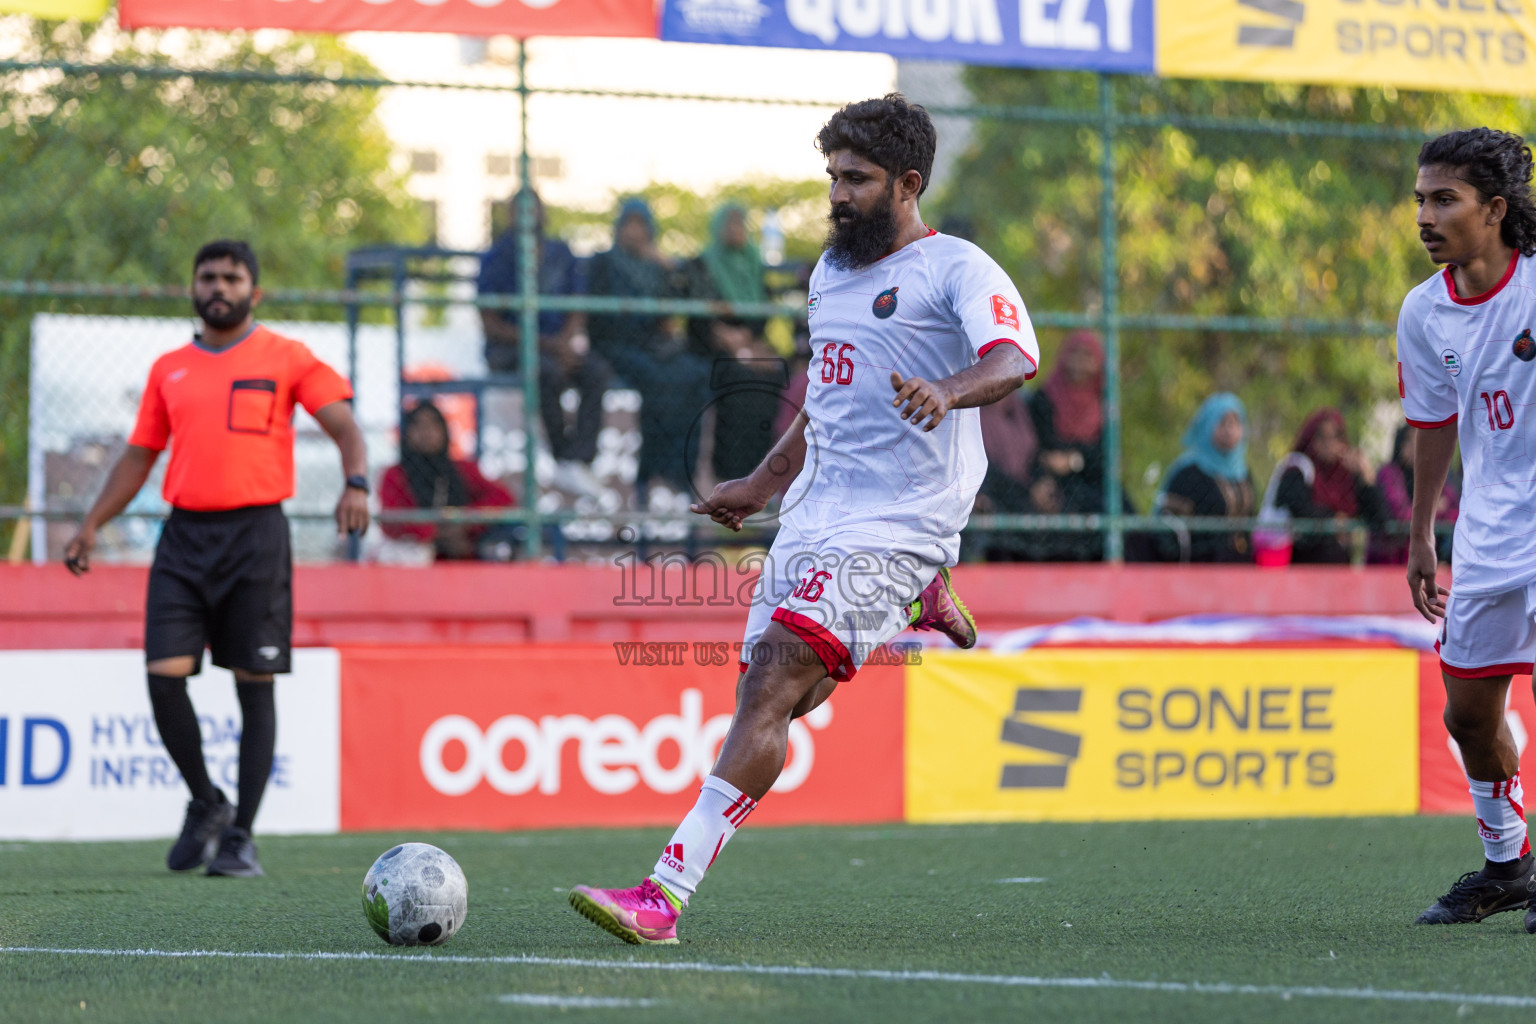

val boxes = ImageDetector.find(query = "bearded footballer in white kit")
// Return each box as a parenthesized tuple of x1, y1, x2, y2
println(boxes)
(568, 95, 1039, 944)
(1401, 128, 1536, 926)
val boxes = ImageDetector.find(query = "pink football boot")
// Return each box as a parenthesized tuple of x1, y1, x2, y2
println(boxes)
(907, 565, 978, 649)
(568, 878, 681, 945)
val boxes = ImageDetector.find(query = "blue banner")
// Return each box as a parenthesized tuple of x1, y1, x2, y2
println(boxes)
(660, 0, 1154, 73)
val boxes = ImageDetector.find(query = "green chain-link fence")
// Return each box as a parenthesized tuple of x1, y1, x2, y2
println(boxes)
(4, 43, 1494, 565)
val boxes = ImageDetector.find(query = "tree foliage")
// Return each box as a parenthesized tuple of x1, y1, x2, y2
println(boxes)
(938, 70, 1536, 508)
(0, 19, 421, 282)
(0, 18, 423, 521)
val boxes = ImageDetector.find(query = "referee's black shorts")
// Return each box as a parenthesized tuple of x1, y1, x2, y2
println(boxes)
(145, 504, 292, 675)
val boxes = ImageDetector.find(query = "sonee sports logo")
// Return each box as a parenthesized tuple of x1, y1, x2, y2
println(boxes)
(1237, 0, 1304, 48)
(872, 287, 899, 320)
(999, 688, 1082, 789)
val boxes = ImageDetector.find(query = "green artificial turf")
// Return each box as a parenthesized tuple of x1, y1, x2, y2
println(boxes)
(1, 817, 1532, 1023)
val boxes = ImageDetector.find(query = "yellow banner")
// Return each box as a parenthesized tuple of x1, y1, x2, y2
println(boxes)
(1158, 0, 1536, 96)
(0, 0, 108, 17)
(906, 649, 1418, 823)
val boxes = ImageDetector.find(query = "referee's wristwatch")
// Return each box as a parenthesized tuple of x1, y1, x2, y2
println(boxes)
(345, 474, 370, 494)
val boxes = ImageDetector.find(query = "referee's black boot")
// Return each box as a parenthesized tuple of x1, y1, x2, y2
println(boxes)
(167, 791, 235, 872)
(206, 826, 264, 878)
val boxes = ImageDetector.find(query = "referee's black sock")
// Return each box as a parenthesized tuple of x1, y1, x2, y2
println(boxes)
(234, 681, 276, 833)
(147, 674, 218, 804)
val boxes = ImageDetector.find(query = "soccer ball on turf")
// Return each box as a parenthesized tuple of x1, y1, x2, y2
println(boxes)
(361, 842, 468, 946)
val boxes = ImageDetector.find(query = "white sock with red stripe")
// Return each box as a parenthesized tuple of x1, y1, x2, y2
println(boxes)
(649, 775, 757, 904)
(1469, 772, 1530, 863)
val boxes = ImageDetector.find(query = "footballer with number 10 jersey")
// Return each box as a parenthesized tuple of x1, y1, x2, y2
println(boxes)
(1400, 129, 1536, 928)
(1399, 251, 1536, 604)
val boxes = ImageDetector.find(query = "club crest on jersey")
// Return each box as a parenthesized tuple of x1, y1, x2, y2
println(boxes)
(990, 294, 1020, 330)
(807, 291, 821, 316)
(1442, 350, 1462, 377)
(872, 286, 899, 320)
(1516, 329, 1536, 362)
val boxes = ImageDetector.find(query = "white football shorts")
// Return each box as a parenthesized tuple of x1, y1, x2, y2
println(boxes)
(1439, 583, 1536, 678)
(737, 520, 945, 681)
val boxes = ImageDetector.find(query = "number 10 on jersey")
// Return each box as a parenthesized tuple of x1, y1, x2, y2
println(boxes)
(1482, 390, 1515, 430)
(821, 343, 855, 385)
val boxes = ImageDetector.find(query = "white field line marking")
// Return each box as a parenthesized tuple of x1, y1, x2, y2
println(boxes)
(2, 947, 1534, 1009)
(997, 877, 1048, 884)
(498, 995, 660, 1007)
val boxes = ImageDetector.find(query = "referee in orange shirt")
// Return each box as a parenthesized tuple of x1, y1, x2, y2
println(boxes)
(64, 240, 369, 877)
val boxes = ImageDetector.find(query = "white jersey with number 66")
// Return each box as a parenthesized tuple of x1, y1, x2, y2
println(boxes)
(785, 231, 1040, 564)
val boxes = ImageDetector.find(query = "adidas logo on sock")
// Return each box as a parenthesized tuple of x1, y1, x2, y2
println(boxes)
(660, 843, 685, 872)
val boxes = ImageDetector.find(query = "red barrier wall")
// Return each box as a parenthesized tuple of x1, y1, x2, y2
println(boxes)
(0, 563, 1433, 650)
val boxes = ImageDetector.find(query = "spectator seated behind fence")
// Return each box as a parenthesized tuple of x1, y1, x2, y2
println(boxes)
(1155, 392, 1256, 562)
(1370, 422, 1458, 565)
(1273, 407, 1386, 564)
(687, 202, 785, 483)
(380, 403, 516, 561)
(1030, 329, 1106, 516)
(477, 189, 607, 498)
(587, 197, 710, 503)
(966, 390, 1038, 560)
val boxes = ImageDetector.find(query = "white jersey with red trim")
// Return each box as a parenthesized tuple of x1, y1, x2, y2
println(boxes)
(785, 231, 1039, 562)
(1398, 250, 1536, 594)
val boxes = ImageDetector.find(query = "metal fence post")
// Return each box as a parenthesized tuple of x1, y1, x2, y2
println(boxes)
(1098, 73, 1124, 564)
(517, 38, 543, 558)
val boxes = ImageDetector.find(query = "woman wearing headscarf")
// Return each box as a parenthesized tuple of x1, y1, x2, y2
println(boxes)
(1369, 423, 1459, 564)
(380, 402, 515, 560)
(1029, 330, 1106, 515)
(1272, 407, 1386, 563)
(1156, 393, 1256, 562)
(688, 203, 784, 482)
(963, 391, 1041, 561)
(587, 198, 710, 501)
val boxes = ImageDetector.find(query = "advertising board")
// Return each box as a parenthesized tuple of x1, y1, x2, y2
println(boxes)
(0, 649, 339, 840)
(339, 644, 905, 831)
(906, 648, 1419, 823)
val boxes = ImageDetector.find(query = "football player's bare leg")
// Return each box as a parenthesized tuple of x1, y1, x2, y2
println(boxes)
(636, 624, 836, 908)
(1443, 674, 1518, 781)
(712, 622, 833, 801)
(1442, 674, 1531, 876)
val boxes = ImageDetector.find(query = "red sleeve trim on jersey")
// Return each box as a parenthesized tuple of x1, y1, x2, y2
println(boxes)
(1406, 414, 1457, 429)
(978, 339, 1038, 378)
(771, 607, 856, 682)
(1444, 249, 1520, 305)
(1442, 659, 1535, 680)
